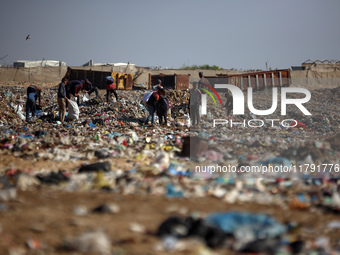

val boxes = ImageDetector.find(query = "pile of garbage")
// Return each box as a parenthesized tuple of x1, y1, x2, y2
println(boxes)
(0, 85, 190, 163)
(190, 86, 340, 175)
(0, 83, 340, 253)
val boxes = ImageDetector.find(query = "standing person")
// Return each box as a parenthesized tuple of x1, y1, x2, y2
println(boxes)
(145, 89, 160, 125)
(66, 80, 83, 105)
(57, 77, 69, 123)
(198, 71, 211, 92)
(82, 78, 100, 100)
(156, 88, 170, 126)
(189, 82, 202, 126)
(224, 90, 233, 115)
(104, 76, 118, 103)
(25, 85, 42, 122)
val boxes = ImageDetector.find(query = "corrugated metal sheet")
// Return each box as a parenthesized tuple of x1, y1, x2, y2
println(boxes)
(207, 69, 291, 92)
(175, 74, 190, 90)
(112, 72, 133, 90)
(66, 67, 133, 90)
(149, 73, 190, 90)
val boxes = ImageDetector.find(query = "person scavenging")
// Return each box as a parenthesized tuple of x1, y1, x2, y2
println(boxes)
(156, 88, 171, 126)
(66, 80, 83, 105)
(57, 77, 69, 123)
(82, 78, 101, 101)
(104, 76, 118, 103)
(141, 81, 163, 108)
(145, 86, 161, 125)
(26, 84, 42, 122)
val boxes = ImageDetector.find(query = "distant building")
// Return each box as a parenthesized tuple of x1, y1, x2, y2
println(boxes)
(82, 59, 135, 67)
(14, 60, 66, 68)
(301, 59, 340, 70)
(291, 66, 305, 71)
(292, 60, 340, 71)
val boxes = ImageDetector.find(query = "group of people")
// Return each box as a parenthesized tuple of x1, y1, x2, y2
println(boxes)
(142, 80, 171, 126)
(55, 76, 119, 123)
(189, 72, 233, 127)
(25, 71, 232, 126)
(56, 76, 172, 126)
(56, 78, 99, 123)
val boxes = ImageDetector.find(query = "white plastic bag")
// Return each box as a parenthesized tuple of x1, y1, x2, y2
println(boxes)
(9, 102, 25, 120)
(67, 99, 79, 120)
(82, 93, 90, 103)
(142, 92, 152, 106)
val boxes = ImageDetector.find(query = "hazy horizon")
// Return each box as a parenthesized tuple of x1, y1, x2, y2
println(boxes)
(1, 0, 339, 70)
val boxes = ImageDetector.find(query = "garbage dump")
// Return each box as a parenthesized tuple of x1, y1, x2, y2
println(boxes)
(0, 82, 340, 254)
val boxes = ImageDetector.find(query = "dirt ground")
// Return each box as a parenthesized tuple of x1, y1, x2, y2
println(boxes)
(1, 82, 340, 254)
(1, 188, 340, 255)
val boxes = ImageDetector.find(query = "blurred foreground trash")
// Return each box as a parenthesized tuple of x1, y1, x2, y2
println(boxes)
(36, 170, 69, 185)
(157, 212, 289, 252)
(206, 212, 286, 252)
(78, 162, 111, 173)
(0, 188, 17, 201)
(68, 230, 111, 254)
(92, 203, 120, 214)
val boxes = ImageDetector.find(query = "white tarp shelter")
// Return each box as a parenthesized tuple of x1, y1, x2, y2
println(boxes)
(14, 60, 66, 68)
(82, 60, 135, 67)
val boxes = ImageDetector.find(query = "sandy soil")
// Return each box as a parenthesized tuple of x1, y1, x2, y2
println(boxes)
(1, 189, 340, 255)
(1, 82, 340, 254)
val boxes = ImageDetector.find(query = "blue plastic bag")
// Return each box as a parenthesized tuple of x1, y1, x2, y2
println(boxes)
(206, 211, 286, 240)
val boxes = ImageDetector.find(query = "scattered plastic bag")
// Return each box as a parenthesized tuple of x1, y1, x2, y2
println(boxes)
(82, 93, 90, 103)
(67, 99, 79, 120)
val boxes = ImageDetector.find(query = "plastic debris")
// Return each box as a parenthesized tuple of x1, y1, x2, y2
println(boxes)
(91, 203, 120, 214)
(0, 188, 17, 201)
(78, 162, 111, 173)
(69, 230, 111, 254)
(0, 83, 340, 253)
(67, 99, 79, 120)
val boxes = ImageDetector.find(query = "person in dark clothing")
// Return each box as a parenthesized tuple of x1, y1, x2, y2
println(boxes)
(104, 76, 118, 103)
(66, 80, 83, 105)
(27, 84, 42, 105)
(26, 85, 42, 122)
(156, 88, 169, 125)
(82, 78, 100, 99)
(26, 92, 36, 122)
(57, 77, 69, 123)
(145, 90, 160, 125)
(224, 90, 233, 115)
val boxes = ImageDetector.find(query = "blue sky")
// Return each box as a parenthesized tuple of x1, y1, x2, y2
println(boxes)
(0, 0, 339, 69)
